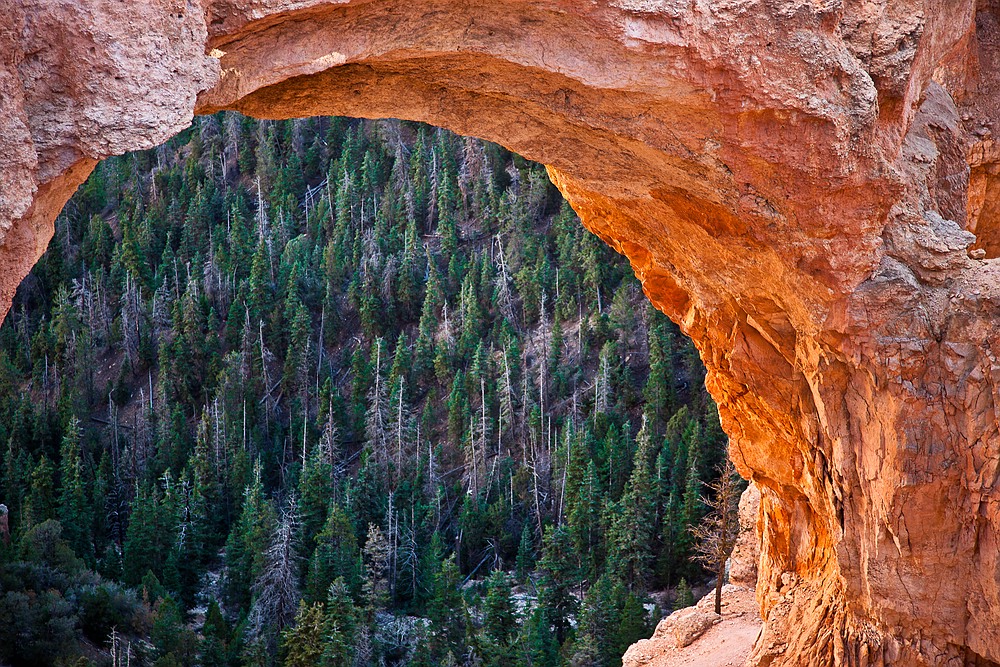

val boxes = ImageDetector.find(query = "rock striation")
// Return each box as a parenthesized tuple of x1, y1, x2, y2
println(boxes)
(3, 1, 1000, 664)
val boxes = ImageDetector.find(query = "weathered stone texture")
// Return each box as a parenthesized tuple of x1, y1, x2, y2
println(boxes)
(3, 1, 1000, 664)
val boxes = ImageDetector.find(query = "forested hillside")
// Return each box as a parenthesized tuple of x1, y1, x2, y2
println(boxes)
(0, 115, 729, 666)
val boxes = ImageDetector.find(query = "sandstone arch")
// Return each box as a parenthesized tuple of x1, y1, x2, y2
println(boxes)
(4, 1, 1000, 664)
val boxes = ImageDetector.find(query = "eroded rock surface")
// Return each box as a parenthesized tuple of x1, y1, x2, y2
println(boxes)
(729, 480, 760, 592)
(654, 606, 723, 650)
(3, 1, 1000, 664)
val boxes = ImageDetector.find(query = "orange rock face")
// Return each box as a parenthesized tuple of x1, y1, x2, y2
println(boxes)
(4, 1, 1000, 664)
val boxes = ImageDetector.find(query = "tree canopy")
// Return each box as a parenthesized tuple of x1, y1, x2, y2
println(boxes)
(0, 114, 732, 666)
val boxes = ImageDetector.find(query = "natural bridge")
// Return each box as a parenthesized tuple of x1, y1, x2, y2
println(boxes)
(3, 1, 1000, 664)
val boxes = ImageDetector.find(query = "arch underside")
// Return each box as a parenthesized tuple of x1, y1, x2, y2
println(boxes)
(5, 1, 1000, 664)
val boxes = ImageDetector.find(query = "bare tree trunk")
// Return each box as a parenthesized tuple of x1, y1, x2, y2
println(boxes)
(715, 564, 724, 615)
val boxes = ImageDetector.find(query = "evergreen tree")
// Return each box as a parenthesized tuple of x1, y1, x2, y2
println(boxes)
(481, 570, 518, 667)
(200, 599, 231, 667)
(298, 448, 334, 550)
(321, 578, 358, 666)
(280, 601, 326, 667)
(674, 578, 695, 609)
(573, 574, 623, 667)
(24, 455, 56, 528)
(427, 554, 465, 658)
(123, 482, 174, 587)
(0, 113, 732, 667)
(519, 608, 560, 667)
(515, 523, 535, 583)
(606, 416, 657, 591)
(362, 522, 391, 614)
(305, 502, 360, 602)
(150, 595, 200, 666)
(224, 463, 275, 610)
(58, 417, 92, 562)
(567, 458, 603, 580)
(615, 593, 651, 659)
(537, 525, 580, 644)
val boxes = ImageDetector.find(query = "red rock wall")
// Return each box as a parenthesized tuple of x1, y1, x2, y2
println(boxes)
(3, 1, 1000, 664)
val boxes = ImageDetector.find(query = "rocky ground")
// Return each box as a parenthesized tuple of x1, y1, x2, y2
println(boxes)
(623, 585, 761, 667)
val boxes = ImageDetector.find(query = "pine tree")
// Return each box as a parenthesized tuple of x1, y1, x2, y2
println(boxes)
(677, 432, 703, 578)
(0, 113, 734, 667)
(248, 239, 273, 326)
(615, 593, 651, 659)
(674, 578, 695, 609)
(57, 417, 93, 562)
(280, 601, 326, 667)
(573, 574, 623, 667)
(150, 595, 200, 665)
(305, 502, 361, 603)
(427, 553, 464, 658)
(282, 296, 312, 398)
(436, 170, 459, 260)
(515, 523, 535, 583)
(413, 265, 442, 380)
(24, 455, 56, 528)
(362, 523, 391, 614)
(223, 463, 276, 610)
(321, 578, 358, 666)
(200, 599, 231, 667)
(643, 313, 676, 423)
(298, 448, 334, 550)
(537, 524, 580, 644)
(567, 458, 603, 580)
(519, 608, 560, 667)
(481, 570, 518, 667)
(606, 416, 657, 591)
(123, 482, 174, 587)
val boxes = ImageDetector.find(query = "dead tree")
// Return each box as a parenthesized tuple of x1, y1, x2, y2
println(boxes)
(249, 497, 301, 640)
(690, 459, 742, 615)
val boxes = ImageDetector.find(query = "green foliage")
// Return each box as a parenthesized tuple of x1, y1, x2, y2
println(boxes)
(0, 520, 144, 666)
(280, 601, 327, 667)
(480, 571, 518, 666)
(520, 607, 561, 667)
(224, 464, 276, 610)
(25, 455, 57, 528)
(606, 417, 657, 591)
(304, 502, 360, 603)
(321, 578, 358, 666)
(674, 578, 695, 609)
(427, 553, 465, 659)
(58, 417, 93, 563)
(200, 599, 232, 667)
(151, 595, 199, 665)
(537, 525, 581, 644)
(0, 114, 730, 667)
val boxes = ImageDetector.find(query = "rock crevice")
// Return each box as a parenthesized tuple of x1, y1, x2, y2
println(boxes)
(2, 1, 1000, 664)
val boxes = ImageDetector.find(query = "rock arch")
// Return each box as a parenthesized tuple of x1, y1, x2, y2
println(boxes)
(4, 1, 1000, 664)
